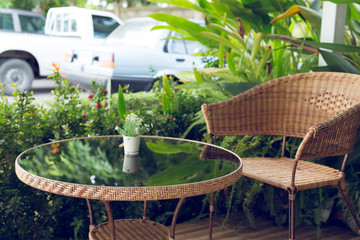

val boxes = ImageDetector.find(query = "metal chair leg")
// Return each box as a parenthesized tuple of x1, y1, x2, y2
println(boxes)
(338, 180, 360, 234)
(288, 189, 297, 240)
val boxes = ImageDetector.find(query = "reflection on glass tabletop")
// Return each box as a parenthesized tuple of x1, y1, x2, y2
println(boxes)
(16, 136, 242, 201)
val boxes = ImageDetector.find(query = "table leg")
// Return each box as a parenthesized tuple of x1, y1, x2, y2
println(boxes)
(86, 199, 95, 231)
(104, 201, 116, 240)
(143, 201, 148, 220)
(209, 192, 214, 240)
(170, 198, 186, 240)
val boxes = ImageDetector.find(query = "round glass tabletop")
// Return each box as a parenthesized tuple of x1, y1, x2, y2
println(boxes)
(16, 136, 242, 201)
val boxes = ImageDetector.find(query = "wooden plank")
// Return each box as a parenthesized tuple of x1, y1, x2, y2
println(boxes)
(173, 215, 357, 240)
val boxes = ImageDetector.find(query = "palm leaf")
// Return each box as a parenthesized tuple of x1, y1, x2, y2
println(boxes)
(319, 50, 360, 74)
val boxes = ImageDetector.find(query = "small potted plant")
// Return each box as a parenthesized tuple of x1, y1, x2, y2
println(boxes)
(115, 113, 150, 155)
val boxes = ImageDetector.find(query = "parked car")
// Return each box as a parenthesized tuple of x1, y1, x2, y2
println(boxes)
(62, 17, 207, 92)
(0, 8, 45, 33)
(0, 7, 122, 95)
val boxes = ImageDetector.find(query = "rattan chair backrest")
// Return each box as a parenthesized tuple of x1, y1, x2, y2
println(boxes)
(202, 72, 360, 159)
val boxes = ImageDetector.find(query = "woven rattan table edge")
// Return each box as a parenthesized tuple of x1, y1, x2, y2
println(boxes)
(15, 135, 243, 201)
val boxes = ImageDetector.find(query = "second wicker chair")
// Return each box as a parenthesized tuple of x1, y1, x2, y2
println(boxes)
(201, 72, 360, 240)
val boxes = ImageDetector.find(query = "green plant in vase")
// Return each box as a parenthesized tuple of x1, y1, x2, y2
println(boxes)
(115, 113, 151, 155)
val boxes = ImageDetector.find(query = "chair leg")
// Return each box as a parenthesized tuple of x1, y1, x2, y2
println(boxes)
(104, 201, 116, 240)
(209, 192, 214, 240)
(170, 198, 186, 240)
(86, 199, 95, 231)
(288, 189, 297, 240)
(338, 180, 360, 234)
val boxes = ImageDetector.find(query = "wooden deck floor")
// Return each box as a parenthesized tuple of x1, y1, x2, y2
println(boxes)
(173, 215, 360, 240)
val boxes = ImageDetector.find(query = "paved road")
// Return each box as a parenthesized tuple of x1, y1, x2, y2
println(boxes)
(31, 79, 59, 102)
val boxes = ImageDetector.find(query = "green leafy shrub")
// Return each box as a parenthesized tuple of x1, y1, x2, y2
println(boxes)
(0, 87, 61, 239)
(113, 78, 207, 140)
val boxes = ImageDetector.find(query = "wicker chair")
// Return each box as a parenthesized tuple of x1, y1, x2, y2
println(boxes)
(201, 72, 360, 240)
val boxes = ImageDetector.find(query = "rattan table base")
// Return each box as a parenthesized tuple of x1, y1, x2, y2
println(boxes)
(89, 219, 170, 240)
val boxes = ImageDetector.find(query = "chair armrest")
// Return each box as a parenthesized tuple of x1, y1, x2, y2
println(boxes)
(297, 103, 360, 159)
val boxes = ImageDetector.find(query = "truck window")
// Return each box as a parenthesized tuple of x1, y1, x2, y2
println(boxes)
(71, 18, 77, 32)
(169, 32, 204, 55)
(0, 13, 14, 31)
(56, 14, 61, 32)
(170, 32, 186, 54)
(92, 15, 119, 38)
(19, 15, 45, 34)
(62, 13, 77, 33)
(184, 40, 204, 55)
(63, 13, 69, 32)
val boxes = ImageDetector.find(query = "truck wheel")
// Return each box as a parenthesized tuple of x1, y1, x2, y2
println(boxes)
(0, 59, 34, 95)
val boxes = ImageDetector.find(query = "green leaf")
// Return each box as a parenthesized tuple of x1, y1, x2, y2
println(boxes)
(146, 142, 197, 154)
(201, 31, 244, 55)
(251, 32, 263, 63)
(270, 5, 321, 29)
(297, 5, 322, 29)
(213, 71, 246, 82)
(145, 156, 206, 185)
(219, 82, 259, 96)
(162, 75, 173, 97)
(149, 13, 205, 32)
(175, 71, 197, 83)
(324, 0, 360, 4)
(147, 0, 202, 11)
(117, 85, 127, 121)
(177, 81, 220, 91)
(149, 13, 211, 46)
(162, 93, 172, 114)
(244, 0, 279, 14)
(311, 66, 333, 72)
(209, 23, 246, 48)
(226, 53, 237, 76)
(219, 42, 225, 68)
(193, 68, 204, 82)
(268, 34, 360, 54)
(255, 45, 272, 79)
(320, 50, 360, 74)
(301, 40, 360, 52)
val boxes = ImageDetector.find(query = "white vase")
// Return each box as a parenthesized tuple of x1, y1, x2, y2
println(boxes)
(123, 154, 140, 173)
(123, 136, 140, 155)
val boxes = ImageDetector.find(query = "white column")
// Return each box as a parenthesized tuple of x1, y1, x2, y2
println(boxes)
(318, 2, 347, 66)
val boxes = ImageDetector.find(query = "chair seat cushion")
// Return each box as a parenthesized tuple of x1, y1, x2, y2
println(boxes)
(89, 219, 170, 240)
(242, 157, 344, 191)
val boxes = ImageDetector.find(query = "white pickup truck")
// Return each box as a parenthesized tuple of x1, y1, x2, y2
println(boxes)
(0, 7, 122, 95)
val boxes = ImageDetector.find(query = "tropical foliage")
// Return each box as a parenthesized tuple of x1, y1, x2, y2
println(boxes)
(148, 0, 360, 91)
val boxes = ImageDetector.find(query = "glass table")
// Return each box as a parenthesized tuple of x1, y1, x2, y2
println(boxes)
(15, 135, 242, 240)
